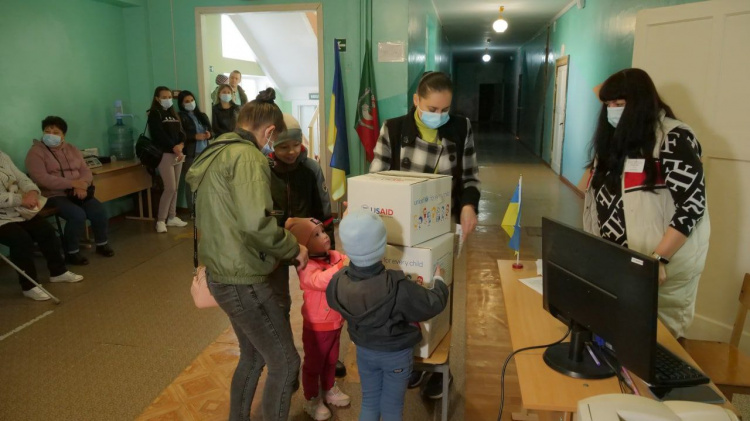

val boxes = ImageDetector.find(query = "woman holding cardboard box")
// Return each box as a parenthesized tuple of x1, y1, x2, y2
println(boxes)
(369, 71, 480, 398)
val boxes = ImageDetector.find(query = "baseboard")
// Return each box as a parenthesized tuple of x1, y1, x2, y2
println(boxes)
(687, 313, 750, 354)
(559, 175, 584, 199)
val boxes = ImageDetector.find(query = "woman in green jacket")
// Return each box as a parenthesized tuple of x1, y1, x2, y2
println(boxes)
(186, 88, 308, 421)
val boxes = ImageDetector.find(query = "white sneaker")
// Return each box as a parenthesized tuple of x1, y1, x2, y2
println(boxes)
(155, 221, 168, 233)
(22, 286, 51, 301)
(325, 383, 351, 407)
(166, 216, 188, 227)
(50, 271, 84, 283)
(303, 396, 331, 420)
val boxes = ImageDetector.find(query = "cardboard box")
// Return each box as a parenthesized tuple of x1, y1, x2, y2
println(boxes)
(348, 171, 452, 246)
(383, 232, 455, 286)
(415, 298, 451, 358)
(381, 232, 454, 358)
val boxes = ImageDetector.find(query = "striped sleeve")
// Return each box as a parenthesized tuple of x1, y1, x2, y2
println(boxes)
(369, 123, 391, 173)
(461, 119, 481, 209)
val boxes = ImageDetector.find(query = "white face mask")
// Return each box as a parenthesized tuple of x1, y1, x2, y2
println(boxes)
(160, 98, 173, 109)
(184, 101, 196, 111)
(607, 106, 624, 127)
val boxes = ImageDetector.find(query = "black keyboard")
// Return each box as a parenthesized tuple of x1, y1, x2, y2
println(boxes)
(652, 344, 710, 387)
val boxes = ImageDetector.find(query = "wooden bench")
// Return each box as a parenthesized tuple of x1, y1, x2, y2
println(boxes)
(414, 328, 452, 421)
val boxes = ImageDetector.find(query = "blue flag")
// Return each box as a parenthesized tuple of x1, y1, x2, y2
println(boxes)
(327, 39, 350, 201)
(501, 176, 522, 254)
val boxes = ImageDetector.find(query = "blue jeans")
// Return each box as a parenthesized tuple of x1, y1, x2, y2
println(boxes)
(356, 346, 413, 421)
(47, 196, 108, 253)
(207, 277, 301, 421)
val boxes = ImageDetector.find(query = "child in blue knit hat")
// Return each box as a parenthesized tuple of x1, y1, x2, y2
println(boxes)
(326, 210, 449, 421)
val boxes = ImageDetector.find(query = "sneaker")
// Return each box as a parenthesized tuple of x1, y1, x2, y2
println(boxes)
(303, 396, 331, 420)
(335, 360, 347, 377)
(155, 221, 168, 233)
(96, 244, 115, 257)
(50, 271, 84, 283)
(166, 216, 188, 227)
(423, 372, 453, 400)
(408, 370, 427, 389)
(324, 383, 350, 407)
(65, 252, 89, 266)
(22, 286, 51, 301)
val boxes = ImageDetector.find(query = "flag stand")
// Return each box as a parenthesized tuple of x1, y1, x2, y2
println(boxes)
(512, 174, 524, 269)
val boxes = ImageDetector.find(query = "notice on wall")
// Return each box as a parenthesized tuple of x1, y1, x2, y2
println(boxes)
(378, 42, 405, 63)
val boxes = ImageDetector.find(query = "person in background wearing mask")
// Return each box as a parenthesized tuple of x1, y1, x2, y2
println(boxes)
(210, 71, 247, 106)
(369, 71, 480, 399)
(1, 149, 84, 301)
(186, 87, 308, 421)
(26, 116, 115, 265)
(177, 90, 211, 215)
(147, 86, 188, 233)
(212, 84, 240, 138)
(580, 68, 710, 339)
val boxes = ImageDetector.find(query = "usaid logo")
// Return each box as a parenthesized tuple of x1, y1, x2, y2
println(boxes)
(361, 204, 394, 216)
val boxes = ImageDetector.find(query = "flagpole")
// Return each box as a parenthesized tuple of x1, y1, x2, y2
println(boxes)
(512, 174, 524, 269)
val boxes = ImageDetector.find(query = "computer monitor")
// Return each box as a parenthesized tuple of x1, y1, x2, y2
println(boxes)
(541, 217, 659, 381)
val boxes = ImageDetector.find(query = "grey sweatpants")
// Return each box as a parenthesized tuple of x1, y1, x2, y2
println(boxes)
(157, 152, 183, 222)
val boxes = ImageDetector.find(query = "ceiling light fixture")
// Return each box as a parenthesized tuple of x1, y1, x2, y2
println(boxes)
(482, 48, 491, 63)
(493, 6, 508, 33)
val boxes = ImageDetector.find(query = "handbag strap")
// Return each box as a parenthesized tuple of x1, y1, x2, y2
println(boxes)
(43, 143, 67, 178)
(192, 140, 244, 270)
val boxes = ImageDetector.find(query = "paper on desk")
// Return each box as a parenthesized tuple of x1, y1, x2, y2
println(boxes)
(455, 225, 464, 258)
(518, 276, 543, 295)
(536, 259, 543, 276)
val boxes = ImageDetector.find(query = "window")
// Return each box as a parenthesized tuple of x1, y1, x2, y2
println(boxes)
(221, 73, 272, 100)
(221, 15, 257, 62)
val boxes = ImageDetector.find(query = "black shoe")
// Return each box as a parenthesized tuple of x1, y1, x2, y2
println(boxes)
(408, 371, 427, 389)
(65, 252, 89, 266)
(96, 244, 115, 257)
(423, 372, 453, 400)
(335, 360, 347, 378)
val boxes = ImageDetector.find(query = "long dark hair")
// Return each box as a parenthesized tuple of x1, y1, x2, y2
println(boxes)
(589, 68, 676, 192)
(176, 90, 203, 114)
(149, 86, 179, 119)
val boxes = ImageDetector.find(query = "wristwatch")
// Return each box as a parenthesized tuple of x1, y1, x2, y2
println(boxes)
(651, 252, 670, 265)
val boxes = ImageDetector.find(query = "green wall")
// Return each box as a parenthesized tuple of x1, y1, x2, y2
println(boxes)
(372, 0, 409, 123)
(518, 0, 705, 185)
(0, 0, 136, 216)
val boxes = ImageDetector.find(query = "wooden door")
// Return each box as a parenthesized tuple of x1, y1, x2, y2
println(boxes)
(550, 56, 569, 175)
(633, 0, 750, 350)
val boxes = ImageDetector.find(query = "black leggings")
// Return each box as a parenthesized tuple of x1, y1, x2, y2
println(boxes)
(0, 217, 66, 291)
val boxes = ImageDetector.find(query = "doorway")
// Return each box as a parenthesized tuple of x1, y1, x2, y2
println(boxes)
(550, 56, 569, 175)
(478, 84, 495, 122)
(195, 4, 327, 175)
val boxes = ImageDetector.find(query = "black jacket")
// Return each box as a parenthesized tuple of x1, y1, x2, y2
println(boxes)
(326, 263, 449, 352)
(147, 107, 186, 153)
(212, 103, 239, 138)
(269, 147, 335, 248)
(178, 110, 212, 157)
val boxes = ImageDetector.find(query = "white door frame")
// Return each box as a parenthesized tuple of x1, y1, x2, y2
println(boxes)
(194, 3, 328, 178)
(550, 55, 569, 174)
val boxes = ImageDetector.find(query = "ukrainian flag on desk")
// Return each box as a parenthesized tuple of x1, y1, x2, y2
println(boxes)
(501, 176, 523, 255)
(327, 39, 350, 201)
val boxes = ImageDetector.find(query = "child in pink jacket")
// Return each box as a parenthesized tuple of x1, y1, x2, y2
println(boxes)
(285, 217, 351, 420)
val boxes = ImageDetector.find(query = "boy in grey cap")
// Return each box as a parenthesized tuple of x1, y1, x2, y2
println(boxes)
(326, 210, 449, 421)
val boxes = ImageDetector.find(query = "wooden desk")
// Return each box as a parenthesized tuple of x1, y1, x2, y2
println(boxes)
(92, 160, 153, 220)
(497, 259, 737, 417)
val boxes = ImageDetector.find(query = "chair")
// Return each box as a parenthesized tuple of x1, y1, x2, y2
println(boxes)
(682, 273, 750, 401)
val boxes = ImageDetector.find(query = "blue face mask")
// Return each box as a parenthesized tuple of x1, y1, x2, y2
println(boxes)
(184, 101, 196, 111)
(220, 93, 232, 103)
(42, 133, 62, 148)
(261, 142, 273, 156)
(607, 106, 624, 127)
(419, 108, 450, 129)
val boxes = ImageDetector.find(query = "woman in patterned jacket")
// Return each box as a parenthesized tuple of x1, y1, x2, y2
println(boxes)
(581, 68, 710, 338)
